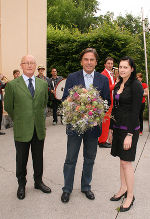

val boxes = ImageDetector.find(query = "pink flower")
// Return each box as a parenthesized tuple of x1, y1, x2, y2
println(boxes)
(93, 108, 97, 111)
(92, 98, 97, 101)
(73, 92, 80, 99)
(88, 111, 93, 116)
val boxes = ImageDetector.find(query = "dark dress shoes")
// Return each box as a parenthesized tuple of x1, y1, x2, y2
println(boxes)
(34, 181, 51, 193)
(0, 132, 5, 135)
(61, 192, 70, 203)
(82, 190, 95, 200)
(120, 196, 135, 212)
(98, 142, 111, 148)
(17, 185, 25, 200)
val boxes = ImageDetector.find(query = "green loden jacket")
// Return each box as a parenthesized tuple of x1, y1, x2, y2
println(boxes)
(4, 76, 48, 142)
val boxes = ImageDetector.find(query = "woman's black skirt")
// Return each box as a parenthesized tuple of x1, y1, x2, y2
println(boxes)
(111, 128, 139, 161)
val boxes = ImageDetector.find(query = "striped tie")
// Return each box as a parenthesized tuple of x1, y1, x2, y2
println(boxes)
(28, 78, 34, 97)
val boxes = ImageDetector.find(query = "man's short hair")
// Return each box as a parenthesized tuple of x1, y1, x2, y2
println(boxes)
(80, 48, 99, 61)
(136, 73, 142, 78)
(13, 69, 20, 75)
(104, 57, 114, 64)
(51, 68, 57, 71)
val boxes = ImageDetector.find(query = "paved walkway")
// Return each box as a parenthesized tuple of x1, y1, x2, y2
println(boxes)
(0, 118, 150, 219)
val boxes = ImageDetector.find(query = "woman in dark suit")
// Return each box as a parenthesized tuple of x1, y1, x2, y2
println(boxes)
(108, 57, 143, 212)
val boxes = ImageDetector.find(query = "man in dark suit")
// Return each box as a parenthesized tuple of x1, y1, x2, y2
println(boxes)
(49, 68, 63, 125)
(61, 48, 111, 203)
(4, 55, 51, 200)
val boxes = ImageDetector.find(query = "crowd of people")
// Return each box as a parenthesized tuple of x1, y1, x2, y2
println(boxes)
(0, 48, 148, 213)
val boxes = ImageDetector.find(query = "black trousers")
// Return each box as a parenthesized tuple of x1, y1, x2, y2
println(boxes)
(52, 98, 61, 123)
(139, 102, 145, 132)
(0, 100, 3, 130)
(15, 129, 44, 186)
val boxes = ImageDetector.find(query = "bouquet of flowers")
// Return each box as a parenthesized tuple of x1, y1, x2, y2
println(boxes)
(62, 85, 109, 134)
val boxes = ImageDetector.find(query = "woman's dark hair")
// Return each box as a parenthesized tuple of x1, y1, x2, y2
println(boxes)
(119, 56, 136, 82)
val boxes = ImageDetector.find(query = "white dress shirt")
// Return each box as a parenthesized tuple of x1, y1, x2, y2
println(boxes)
(22, 74, 35, 90)
(83, 70, 94, 90)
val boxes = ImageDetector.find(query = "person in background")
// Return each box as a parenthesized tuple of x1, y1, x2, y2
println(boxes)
(0, 74, 6, 135)
(4, 55, 51, 200)
(61, 48, 110, 203)
(108, 56, 143, 212)
(36, 65, 50, 85)
(136, 73, 148, 135)
(98, 57, 115, 148)
(36, 65, 51, 115)
(49, 68, 63, 125)
(113, 67, 119, 83)
(13, 69, 20, 79)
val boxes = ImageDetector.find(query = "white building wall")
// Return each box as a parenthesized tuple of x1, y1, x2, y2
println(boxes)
(0, 0, 47, 80)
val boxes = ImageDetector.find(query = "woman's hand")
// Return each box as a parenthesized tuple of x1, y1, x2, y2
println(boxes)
(123, 135, 132, 150)
(108, 129, 113, 144)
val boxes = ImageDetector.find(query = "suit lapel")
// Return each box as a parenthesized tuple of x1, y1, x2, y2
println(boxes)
(17, 76, 42, 99)
(93, 71, 99, 88)
(17, 76, 31, 97)
(78, 70, 85, 87)
(34, 77, 42, 99)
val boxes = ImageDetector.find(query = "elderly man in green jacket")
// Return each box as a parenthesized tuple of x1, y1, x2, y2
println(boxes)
(4, 55, 51, 200)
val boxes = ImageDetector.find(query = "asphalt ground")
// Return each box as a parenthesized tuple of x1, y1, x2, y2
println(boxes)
(0, 117, 150, 219)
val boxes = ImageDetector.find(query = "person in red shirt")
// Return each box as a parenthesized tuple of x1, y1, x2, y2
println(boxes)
(98, 57, 115, 148)
(136, 73, 148, 135)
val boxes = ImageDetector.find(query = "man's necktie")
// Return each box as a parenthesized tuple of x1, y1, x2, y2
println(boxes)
(28, 78, 34, 97)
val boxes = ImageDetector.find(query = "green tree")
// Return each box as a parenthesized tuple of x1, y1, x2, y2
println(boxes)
(47, 0, 99, 32)
(97, 12, 115, 26)
(47, 23, 141, 76)
(116, 14, 142, 34)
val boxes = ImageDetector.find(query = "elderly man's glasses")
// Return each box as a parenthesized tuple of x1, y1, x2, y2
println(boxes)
(21, 62, 36, 66)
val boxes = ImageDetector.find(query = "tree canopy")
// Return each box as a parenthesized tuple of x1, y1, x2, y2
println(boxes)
(47, 0, 99, 32)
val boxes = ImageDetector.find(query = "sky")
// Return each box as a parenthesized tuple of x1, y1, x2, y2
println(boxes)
(97, 0, 150, 20)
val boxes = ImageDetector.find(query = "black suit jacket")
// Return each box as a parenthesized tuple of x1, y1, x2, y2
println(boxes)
(62, 70, 111, 137)
(110, 78, 143, 133)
